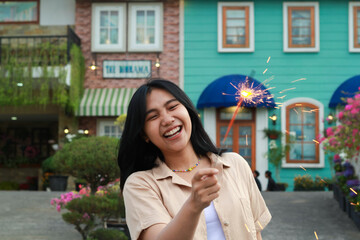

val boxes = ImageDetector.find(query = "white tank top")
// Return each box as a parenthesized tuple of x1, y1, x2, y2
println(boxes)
(204, 202, 226, 240)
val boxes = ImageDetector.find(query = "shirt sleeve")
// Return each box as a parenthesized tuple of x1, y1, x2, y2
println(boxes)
(235, 154, 272, 232)
(123, 173, 172, 240)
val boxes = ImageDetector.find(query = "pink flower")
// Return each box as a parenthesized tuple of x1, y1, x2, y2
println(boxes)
(338, 111, 344, 119)
(353, 129, 359, 136)
(351, 108, 359, 116)
(345, 104, 353, 111)
(326, 127, 334, 136)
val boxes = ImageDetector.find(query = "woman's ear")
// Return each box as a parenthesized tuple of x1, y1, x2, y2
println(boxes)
(142, 134, 150, 143)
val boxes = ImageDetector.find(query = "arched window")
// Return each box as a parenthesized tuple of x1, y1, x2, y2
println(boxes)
(286, 102, 319, 164)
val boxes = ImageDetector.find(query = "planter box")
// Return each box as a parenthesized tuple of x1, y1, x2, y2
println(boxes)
(352, 211, 360, 231)
(339, 193, 346, 212)
(49, 175, 68, 191)
(346, 198, 352, 218)
(333, 184, 340, 202)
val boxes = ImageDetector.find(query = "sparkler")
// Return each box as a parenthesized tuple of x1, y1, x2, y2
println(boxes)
(221, 80, 272, 144)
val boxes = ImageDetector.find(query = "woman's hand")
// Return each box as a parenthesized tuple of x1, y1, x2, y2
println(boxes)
(189, 168, 220, 212)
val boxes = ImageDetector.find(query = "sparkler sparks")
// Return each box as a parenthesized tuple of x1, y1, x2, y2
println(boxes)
(263, 68, 268, 74)
(291, 78, 307, 83)
(313, 139, 319, 144)
(314, 231, 319, 240)
(279, 87, 296, 94)
(244, 223, 250, 232)
(222, 80, 273, 144)
(299, 165, 307, 171)
(350, 188, 358, 195)
(267, 56, 271, 63)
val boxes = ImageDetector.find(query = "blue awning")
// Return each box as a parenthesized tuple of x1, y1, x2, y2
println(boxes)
(329, 75, 360, 108)
(197, 74, 275, 108)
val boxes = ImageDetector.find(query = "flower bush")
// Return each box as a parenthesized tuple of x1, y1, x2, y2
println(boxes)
(319, 88, 360, 159)
(51, 178, 127, 240)
(293, 174, 326, 191)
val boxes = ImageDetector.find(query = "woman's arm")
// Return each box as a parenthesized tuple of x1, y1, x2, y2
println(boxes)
(139, 168, 220, 240)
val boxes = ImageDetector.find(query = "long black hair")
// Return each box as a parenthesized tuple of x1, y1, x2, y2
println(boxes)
(117, 79, 219, 190)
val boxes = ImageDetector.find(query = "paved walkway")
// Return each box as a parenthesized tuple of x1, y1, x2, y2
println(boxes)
(261, 191, 360, 240)
(0, 191, 359, 240)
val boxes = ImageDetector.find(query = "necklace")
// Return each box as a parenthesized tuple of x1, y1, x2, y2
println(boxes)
(172, 158, 200, 173)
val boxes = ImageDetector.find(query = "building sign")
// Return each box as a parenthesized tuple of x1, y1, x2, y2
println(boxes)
(103, 60, 151, 79)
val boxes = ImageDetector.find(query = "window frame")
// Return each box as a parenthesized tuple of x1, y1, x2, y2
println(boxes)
(96, 119, 122, 138)
(281, 98, 324, 168)
(0, 0, 39, 24)
(283, 2, 319, 52)
(91, 3, 126, 52)
(349, 1, 360, 52)
(128, 2, 163, 52)
(217, 2, 254, 52)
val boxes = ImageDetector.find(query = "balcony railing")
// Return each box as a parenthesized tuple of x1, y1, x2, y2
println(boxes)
(0, 26, 81, 65)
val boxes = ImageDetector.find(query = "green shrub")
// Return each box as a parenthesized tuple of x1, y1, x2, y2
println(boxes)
(62, 193, 122, 240)
(0, 181, 20, 190)
(88, 228, 128, 240)
(52, 136, 119, 194)
(42, 156, 56, 173)
(294, 174, 325, 191)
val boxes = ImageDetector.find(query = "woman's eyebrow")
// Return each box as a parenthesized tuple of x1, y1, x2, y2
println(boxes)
(145, 99, 178, 116)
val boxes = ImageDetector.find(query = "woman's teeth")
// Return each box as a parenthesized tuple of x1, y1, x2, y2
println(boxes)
(164, 126, 181, 137)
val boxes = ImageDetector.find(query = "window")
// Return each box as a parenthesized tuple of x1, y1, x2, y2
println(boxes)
(91, 3, 126, 52)
(281, 98, 325, 168)
(283, 2, 319, 52)
(218, 2, 254, 52)
(128, 3, 163, 52)
(97, 119, 122, 138)
(349, 2, 360, 52)
(0, 1, 39, 24)
(286, 103, 319, 164)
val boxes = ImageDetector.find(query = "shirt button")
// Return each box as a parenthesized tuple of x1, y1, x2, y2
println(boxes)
(224, 221, 229, 226)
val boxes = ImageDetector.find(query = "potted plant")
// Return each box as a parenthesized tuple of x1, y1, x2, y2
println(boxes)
(42, 155, 68, 191)
(265, 138, 290, 182)
(263, 128, 282, 140)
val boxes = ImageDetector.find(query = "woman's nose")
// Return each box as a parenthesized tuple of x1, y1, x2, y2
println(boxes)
(161, 113, 175, 126)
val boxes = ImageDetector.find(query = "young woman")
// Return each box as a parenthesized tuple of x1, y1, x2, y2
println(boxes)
(118, 79, 271, 240)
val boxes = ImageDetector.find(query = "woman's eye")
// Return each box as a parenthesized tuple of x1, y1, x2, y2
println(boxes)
(169, 104, 179, 110)
(147, 115, 158, 121)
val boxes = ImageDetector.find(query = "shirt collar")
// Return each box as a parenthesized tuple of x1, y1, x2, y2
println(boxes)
(152, 152, 231, 187)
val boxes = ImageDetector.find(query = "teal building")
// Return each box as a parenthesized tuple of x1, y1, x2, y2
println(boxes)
(181, 0, 360, 190)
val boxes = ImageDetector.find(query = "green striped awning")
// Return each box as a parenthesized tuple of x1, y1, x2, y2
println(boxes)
(77, 88, 137, 116)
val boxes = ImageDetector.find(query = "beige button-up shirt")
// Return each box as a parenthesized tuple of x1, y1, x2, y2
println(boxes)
(123, 152, 272, 240)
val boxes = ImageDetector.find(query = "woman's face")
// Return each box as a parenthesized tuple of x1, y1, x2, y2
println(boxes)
(143, 88, 192, 155)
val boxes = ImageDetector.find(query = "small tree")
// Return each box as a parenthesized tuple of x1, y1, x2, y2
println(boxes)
(265, 138, 290, 181)
(52, 136, 119, 194)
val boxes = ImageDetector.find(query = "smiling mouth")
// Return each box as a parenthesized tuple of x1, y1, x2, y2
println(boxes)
(164, 126, 182, 138)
